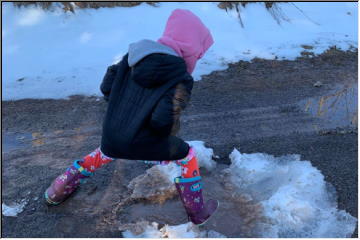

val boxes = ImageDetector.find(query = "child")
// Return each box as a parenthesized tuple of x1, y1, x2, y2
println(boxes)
(45, 9, 218, 225)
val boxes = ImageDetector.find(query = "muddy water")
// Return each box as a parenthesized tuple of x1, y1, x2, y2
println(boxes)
(119, 165, 266, 238)
(297, 83, 357, 131)
(2, 132, 32, 154)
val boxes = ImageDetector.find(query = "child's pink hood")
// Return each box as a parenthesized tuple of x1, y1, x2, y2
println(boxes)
(158, 9, 214, 74)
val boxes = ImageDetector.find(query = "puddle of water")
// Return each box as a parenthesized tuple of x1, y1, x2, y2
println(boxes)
(2, 131, 50, 153)
(298, 83, 357, 130)
(120, 169, 262, 238)
(2, 132, 32, 153)
(119, 148, 357, 238)
(2, 127, 99, 154)
(31, 132, 44, 146)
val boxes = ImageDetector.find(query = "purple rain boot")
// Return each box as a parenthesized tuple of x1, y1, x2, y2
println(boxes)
(44, 160, 93, 205)
(175, 176, 219, 225)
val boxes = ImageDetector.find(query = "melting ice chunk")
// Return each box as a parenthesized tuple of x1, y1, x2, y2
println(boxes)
(128, 163, 179, 203)
(127, 141, 216, 204)
(226, 148, 357, 238)
(121, 221, 163, 238)
(2, 199, 28, 217)
(121, 221, 226, 238)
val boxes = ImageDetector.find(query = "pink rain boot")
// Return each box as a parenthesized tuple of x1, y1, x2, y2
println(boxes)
(44, 160, 92, 205)
(175, 176, 219, 225)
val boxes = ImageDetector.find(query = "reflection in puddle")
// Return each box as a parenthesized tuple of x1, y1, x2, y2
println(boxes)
(2, 132, 32, 153)
(2, 127, 96, 154)
(298, 83, 357, 130)
(31, 132, 45, 147)
(1, 132, 48, 153)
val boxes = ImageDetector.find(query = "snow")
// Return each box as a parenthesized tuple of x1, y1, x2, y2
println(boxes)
(79, 32, 93, 43)
(186, 140, 216, 171)
(226, 148, 357, 238)
(147, 140, 215, 183)
(2, 2, 357, 100)
(2, 200, 28, 217)
(160, 222, 203, 238)
(122, 221, 226, 238)
(155, 140, 216, 180)
(122, 222, 163, 238)
(17, 7, 45, 26)
(157, 162, 181, 183)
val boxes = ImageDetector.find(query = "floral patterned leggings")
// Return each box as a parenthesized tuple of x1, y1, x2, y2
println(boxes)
(79, 147, 200, 179)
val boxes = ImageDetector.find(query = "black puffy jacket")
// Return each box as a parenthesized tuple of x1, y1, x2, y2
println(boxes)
(100, 53, 193, 160)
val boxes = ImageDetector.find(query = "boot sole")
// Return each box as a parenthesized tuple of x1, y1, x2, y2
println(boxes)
(44, 191, 61, 206)
(196, 200, 220, 226)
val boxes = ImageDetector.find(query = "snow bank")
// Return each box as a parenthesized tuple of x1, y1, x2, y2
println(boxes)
(2, 199, 28, 217)
(121, 221, 226, 238)
(3, 2, 357, 100)
(225, 149, 357, 238)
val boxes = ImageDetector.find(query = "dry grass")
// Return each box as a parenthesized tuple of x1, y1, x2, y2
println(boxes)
(217, 2, 288, 27)
(11, 2, 324, 28)
(13, 2, 158, 12)
(14, 2, 278, 17)
(298, 45, 358, 64)
(301, 44, 314, 50)
(218, 2, 276, 10)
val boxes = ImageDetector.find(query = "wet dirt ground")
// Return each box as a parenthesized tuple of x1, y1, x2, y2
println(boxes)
(2, 48, 358, 237)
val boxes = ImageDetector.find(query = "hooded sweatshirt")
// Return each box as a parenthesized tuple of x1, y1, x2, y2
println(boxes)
(158, 9, 214, 74)
(128, 39, 179, 67)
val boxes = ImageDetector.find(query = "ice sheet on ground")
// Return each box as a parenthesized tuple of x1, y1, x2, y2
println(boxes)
(224, 148, 357, 238)
(120, 221, 226, 238)
(2, 199, 28, 217)
(3, 2, 357, 100)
